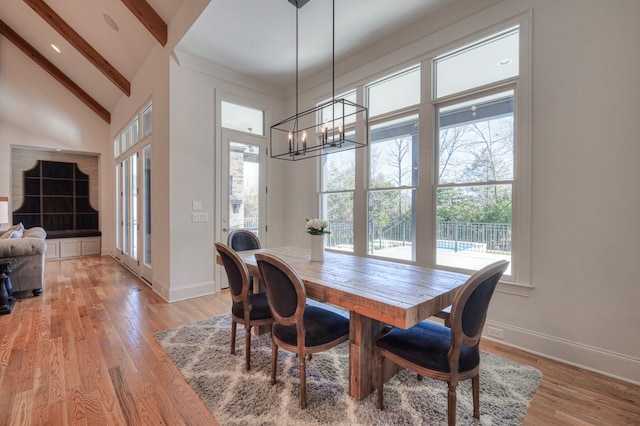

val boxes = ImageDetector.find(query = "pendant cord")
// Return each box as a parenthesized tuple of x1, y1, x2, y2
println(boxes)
(332, 0, 335, 102)
(295, 6, 299, 118)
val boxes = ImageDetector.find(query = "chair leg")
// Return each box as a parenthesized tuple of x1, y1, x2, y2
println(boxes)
(447, 383, 457, 426)
(270, 341, 278, 386)
(245, 325, 251, 370)
(472, 374, 480, 419)
(230, 320, 237, 355)
(376, 354, 384, 410)
(300, 353, 307, 409)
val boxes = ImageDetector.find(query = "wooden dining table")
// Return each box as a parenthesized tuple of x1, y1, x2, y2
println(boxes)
(230, 246, 470, 400)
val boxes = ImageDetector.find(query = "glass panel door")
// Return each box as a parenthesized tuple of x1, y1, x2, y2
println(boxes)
(217, 129, 267, 289)
(140, 144, 152, 281)
(117, 153, 140, 274)
(227, 141, 262, 238)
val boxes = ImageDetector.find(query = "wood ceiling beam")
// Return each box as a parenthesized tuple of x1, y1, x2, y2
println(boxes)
(0, 19, 111, 124)
(23, 0, 131, 96)
(120, 0, 167, 46)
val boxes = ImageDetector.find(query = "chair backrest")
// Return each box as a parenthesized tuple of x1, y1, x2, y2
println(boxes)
(449, 260, 509, 350)
(215, 242, 250, 304)
(228, 229, 261, 251)
(255, 253, 305, 329)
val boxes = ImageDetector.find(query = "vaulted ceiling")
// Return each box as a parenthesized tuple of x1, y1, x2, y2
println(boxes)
(0, 0, 184, 123)
(1, 0, 493, 125)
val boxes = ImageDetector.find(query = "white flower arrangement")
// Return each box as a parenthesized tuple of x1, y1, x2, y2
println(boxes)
(305, 218, 331, 235)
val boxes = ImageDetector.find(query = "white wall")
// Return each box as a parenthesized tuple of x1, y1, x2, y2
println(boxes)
(493, 0, 640, 382)
(168, 52, 286, 300)
(0, 38, 111, 244)
(284, 0, 640, 383)
(109, 0, 211, 301)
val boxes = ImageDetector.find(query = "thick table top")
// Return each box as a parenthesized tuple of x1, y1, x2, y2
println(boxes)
(235, 246, 470, 329)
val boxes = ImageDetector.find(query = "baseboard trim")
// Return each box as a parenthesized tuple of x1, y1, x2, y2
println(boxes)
(484, 320, 640, 385)
(168, 280, 216, 303)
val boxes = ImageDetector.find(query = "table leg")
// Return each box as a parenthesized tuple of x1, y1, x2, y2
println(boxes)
(348, 312, 388, 400)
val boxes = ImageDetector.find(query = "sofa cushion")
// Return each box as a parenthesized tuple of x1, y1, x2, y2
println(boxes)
(23, 227, 47, 240)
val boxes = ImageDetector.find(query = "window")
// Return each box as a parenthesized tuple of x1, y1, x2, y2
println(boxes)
(433, 27, 520, 276)
(366, 68, 420, 261)
(368, 67, 420, 117)
(435, 28, 519, 98)
(367, 115, 419, 260)
(141, 104, 153, 139)
(321, 149, 355, 252)
(312, 22, 529, 285)
(221, 101, 265, 136)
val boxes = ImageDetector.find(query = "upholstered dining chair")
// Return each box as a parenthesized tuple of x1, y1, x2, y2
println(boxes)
(228, 229, 261, 292)
(375, 260, 509, 426)
(255, 252, 350, 409)
(227, 229, 261, 251)
(215, 243, 274, 371)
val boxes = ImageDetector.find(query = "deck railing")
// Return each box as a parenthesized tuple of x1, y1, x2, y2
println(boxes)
(327, 219, 511, 254)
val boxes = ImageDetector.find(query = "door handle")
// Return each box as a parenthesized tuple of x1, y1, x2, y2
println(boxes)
(222, 228, 228, 232)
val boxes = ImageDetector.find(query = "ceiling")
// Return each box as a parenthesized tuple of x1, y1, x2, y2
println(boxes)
(176, 0, 451, 88)
(1, 0, 460, 121)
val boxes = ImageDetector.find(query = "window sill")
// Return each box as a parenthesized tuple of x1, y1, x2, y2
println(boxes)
(496, 279, 533, 297)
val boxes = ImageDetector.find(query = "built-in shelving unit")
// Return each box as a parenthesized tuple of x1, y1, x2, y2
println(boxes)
(13, 160, 101, 258)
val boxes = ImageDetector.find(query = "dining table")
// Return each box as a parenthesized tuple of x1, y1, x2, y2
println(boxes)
(230, 245, 470, 401)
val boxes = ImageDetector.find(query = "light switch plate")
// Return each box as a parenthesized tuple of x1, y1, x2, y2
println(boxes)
(192, 212, 208, 222)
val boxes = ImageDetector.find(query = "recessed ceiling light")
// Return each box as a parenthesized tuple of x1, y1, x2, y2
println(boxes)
(497, 58, 513, 66)
(103, 13, 119, 32)
(51, 44, 61, 53)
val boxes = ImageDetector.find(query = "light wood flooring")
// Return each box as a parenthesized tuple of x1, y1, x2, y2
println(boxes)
(0, 256, 638, 425)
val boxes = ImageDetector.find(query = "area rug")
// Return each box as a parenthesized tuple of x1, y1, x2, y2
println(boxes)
(156, 315, 542, 426)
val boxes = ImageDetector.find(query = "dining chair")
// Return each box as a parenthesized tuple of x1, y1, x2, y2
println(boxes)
(255, 252, 350, 409)
(228, 229, 261, 292)
(375, 260, 509, 425)
(227, 229, 261, 251)
(215, 243, 274, 371)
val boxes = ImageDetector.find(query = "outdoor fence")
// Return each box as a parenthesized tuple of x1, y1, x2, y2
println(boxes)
(327, 219, 511, 254)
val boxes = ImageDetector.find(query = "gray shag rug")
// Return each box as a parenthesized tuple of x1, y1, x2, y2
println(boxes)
(156, 314, 541, 426)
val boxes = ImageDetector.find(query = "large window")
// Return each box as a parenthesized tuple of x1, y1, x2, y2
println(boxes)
(434, 27, 519, 276)
(366, 68, 420, 261)
(313, 23, 529, 284)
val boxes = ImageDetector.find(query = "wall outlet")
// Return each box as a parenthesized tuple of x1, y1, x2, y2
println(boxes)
(487, 326, 504, 339)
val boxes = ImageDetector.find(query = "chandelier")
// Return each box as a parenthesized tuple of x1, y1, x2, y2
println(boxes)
(270, 0, 369, 161)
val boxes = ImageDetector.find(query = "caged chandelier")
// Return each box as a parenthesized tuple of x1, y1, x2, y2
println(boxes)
(270, 0, 369, 161)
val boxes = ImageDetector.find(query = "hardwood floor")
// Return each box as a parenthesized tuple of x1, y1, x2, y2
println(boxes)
(0, 256, 638, 425)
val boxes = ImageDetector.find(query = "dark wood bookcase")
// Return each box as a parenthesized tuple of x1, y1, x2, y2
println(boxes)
(13, 160, 99, 236)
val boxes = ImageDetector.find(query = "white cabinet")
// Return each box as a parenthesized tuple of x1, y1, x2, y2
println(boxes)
(46, 237, 101, 259)
(45, 240, 59, 259)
